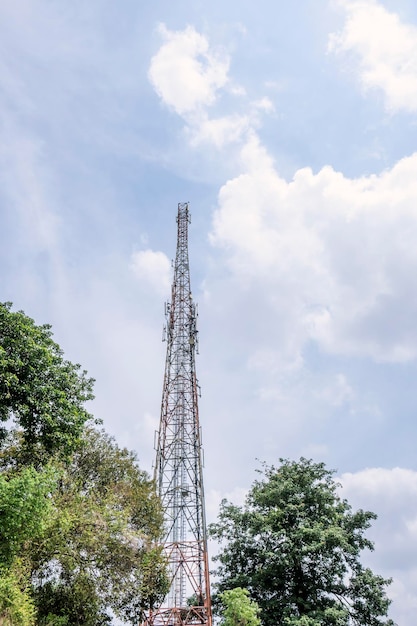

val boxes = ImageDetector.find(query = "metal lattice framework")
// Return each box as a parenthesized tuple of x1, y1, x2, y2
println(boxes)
(143, 203, 212, 626)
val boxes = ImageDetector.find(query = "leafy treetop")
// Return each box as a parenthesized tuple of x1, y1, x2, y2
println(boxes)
(210, 458, 396, 626)
(219, 588, 261, 626)
(0, 302, 95, 463)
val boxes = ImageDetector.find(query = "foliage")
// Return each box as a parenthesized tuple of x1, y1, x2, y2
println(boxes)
(0, 466, 58, 625)
(27, 428, 169, 624)
(0, 302, 169, 623)
(0, 428, 169, 624)
(219, 588, 261, 626)
(0, 302, 94, 463)
(210, 458, 396, 626)
(33, 571, 111, 626)
(0, 560, 36, 626)
(0, 464, 57, 567)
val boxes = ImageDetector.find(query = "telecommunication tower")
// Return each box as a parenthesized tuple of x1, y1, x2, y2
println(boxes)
(143, 202, 212, 626)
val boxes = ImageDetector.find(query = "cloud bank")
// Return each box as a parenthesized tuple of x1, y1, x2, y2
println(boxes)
(212, 145, 417, 364)
(329, 0, 417, 112)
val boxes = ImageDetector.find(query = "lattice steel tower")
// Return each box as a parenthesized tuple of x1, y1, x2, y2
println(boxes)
(144, 202, 212, 626)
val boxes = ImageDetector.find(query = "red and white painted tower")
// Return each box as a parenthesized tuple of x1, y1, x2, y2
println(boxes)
(143, 202, 212, 626)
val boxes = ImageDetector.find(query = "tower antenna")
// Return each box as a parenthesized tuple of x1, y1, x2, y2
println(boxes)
(143, 202, 212, 626)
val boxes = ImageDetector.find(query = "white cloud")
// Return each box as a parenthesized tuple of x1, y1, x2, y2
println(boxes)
(340, 467, 417, 516)
(206, 486, 248, 523)
(130, 249, 171, 294)
(329, 0, 417, 112)
(188, 112, 250, 148)
(341, 467, 417, 584)
(149, 25, 275, 152)
(340, 467, 417, 624)
(148, 24, 229, 116)
(210, 141, 417, 363)
(251, 96, 275, 113)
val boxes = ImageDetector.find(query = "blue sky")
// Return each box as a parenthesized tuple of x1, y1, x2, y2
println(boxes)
(2, 0, 417, 622)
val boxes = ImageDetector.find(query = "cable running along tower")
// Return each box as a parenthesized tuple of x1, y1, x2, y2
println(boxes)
(144, 203, 212, 626)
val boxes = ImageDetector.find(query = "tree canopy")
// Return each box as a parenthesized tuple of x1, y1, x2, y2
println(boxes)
(210, 458, 396, 626)
(0, 302, 94, 462)
(28, 428, 169, 625)
(0, 464, 58, 625)
(0, 426, 169, 626)
(219, 588, 261, 626)
(0, 302, 169, 624)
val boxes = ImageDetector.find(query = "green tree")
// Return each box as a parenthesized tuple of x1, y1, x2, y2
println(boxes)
(0, 428, 169, 624)
(0, 302, 94, 463)
(27, 428, 169, 625)
(210, 459, 396, 626)
(0, 465, 57, 568)
(0, 466, 59, 625)
(34, 571, 111, 626)
(0, 303, 169, 623)
(0, 561, 37, 626)
(219, 588, 261, 626)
